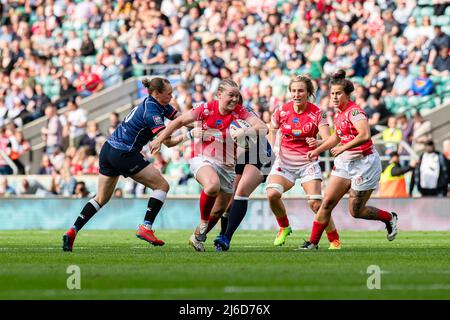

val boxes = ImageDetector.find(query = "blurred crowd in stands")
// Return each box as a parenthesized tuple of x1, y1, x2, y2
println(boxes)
(0, 0, 449, 198)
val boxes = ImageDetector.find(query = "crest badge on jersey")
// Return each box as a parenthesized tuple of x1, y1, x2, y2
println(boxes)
(293, 117, 299, 124)
(153, 115, 163, 125)
(215, 119, 223, 128)
(302, 123, 313, 134)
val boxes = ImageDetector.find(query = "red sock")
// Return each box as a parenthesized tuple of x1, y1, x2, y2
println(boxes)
(310, 221, 327, 245)
(276, 215, 290, 228)
(199, 190, 216, 221)
(376, 209, 392, 223)
(326, 229, 340, 242)
(206, 215, 221, 233)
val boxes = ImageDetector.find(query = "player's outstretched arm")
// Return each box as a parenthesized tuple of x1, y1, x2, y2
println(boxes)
(151, 111, 196, 153)
(246, 116, 269, 137)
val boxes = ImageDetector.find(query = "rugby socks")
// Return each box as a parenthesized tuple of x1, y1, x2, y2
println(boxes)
(326, 229, 340, 242)
(276, 214, 290, 228)
(224, 197, 248, 240)
(219, 211, 229, 235)
(310, 221, 327, 245)
(199, 190, 216, 222)
(376, 208, 393, 223)
(143, 190, 167, 228)
(73, 199, 102, 232)
(205, 214, 221, 234)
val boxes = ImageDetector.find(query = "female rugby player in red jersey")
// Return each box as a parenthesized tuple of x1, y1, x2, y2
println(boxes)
(300, 70, 398, 250)
(265, 75, 341, 249)
(151, 78, 268, 251)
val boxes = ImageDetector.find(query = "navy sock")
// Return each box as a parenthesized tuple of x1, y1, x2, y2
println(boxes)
(73, 199, 101, 232)
(224, 198, 248, 241)
(144, 197, 164, 226)
(220, 214, 229, 235)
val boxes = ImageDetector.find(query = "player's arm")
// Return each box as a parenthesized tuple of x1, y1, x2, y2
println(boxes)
(315, 133, 340, 153)
(151, 111, 196, 153)
(307, 124, 331, 147)
(330, 119, 370, 157)
(242, 116, 268, 137)
(268, 122, 278, 147)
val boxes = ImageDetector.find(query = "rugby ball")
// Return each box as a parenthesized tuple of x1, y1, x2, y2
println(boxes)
(229, 119, 252, 148)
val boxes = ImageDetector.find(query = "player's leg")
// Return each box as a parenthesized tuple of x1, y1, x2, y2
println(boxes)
(202, 191, 233, 236)
(218, 174, 243, 236)
(63, 174, 119, 252)
(188, 165, 221, 251)
(266, 173, 295, 246)
(223, 165, 264, 242)
(302, 179, 341, 249)
(299, 176, 350, 250)
(132, 164, 170, 246)
(348, 189, 398, 241)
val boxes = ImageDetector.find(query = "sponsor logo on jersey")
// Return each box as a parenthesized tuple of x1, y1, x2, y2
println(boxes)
(321, 111, 327, 119)
(283, 124, 291, 129)
(351, 109, 360, 117)
(153, 116, 163, 125)
(292, 129, 302, 136)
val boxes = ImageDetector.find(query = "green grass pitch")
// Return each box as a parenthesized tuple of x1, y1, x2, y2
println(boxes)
(0, 230, 449, 299)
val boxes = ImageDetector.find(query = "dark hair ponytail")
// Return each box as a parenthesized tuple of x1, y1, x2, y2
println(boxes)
(330, 69, 354, 95)
(142, 77, 170, 94)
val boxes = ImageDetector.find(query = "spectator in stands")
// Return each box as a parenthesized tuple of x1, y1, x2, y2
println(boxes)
(51, 167, 77, 197)
(378, 151, 416, 198)
(19, 178, 50, 196)
(114, 188, 123, 198)
(364, 92, 390, 135)
(395, 114, 412, 145)
(74, 181, 91, 198)
(391, 64, 414, 97)
(42, 104, 63, 155)
(412, 111, 433, 156)
(152, 151, 167, 174)
(410, 65, 434, 97)
(141, 33, 166, 66)
(0, 176, 16, 196)
(38, 154, 55, 175)
(74, 63, 104, 98)
(444, 139, 450, 160)
(7, 130, 30, 175)
(108, 112, 120, 137)
(413, 140, 449, 197)
(115, 47, 132, 80)
(164, 147, 191, 185)
(80, 31, 96, 57)
(428, 26, 450, 67)
(57, 76, 78, 109)
(64, 99, 87, 148)
(79, 121, 104, 156)
(431, 46, 449, 77)
(201, 45, 225, 78)
(382, 116, 403, 156)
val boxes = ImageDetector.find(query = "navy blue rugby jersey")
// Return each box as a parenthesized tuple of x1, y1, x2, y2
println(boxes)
(108, 95, 177, 152)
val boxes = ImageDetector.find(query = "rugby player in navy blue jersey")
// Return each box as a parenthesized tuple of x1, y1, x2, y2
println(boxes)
(63, 77, 184, 252)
